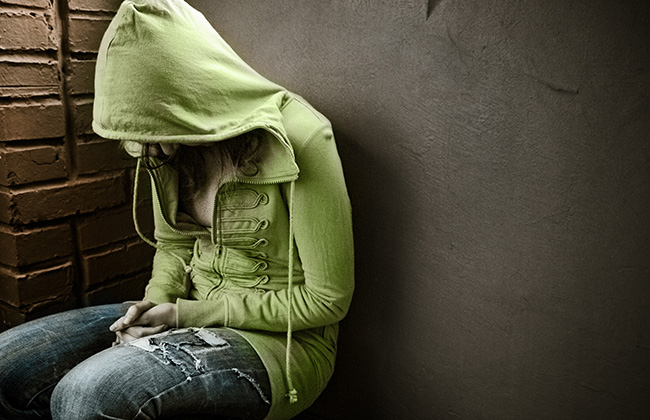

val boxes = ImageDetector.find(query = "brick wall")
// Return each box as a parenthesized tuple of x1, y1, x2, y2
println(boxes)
(0, 0, 154, 331)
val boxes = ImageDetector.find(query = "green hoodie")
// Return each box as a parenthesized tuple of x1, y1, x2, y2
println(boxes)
(93, 1, 354, 419)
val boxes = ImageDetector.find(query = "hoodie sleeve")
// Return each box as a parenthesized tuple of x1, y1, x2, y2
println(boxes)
(143, 180, 195, 306)
(175, 124, 354, 330)
(145, 245, 193, 305)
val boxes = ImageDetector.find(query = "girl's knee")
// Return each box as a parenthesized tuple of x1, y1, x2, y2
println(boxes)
(51, 367, 96, 420)
(51, 344, 152, 420)
(51, 358, 124, 420)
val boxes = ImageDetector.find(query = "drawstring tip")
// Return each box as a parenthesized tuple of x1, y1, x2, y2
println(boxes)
(286, 388, 298, 404)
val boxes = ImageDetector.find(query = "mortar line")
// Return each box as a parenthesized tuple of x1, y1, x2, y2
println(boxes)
(54, 0, 79, 181)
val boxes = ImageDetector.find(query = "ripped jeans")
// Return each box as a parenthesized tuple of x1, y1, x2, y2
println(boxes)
(0, 303, 271, 420)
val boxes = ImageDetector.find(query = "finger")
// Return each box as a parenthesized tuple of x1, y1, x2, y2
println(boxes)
(119, 325, 168, 342)
(150, 324, 169, 334)
(123, 301, 153, 325)
(124, 326, 145, 339)
(136, 324, 169, 337)
(137, 302, 175, 328)
(109, 316, 127, 332)
(115, 329, 139, 344)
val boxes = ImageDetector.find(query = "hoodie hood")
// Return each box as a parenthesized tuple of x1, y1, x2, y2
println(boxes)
(93, 0, 290, 146)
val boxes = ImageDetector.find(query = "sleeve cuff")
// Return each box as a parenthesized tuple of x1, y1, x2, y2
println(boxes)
(144, 285, 184, 305)
(176, 297, 228, 328)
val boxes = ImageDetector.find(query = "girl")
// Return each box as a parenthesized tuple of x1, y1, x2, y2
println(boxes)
(0, 1, 354, 419)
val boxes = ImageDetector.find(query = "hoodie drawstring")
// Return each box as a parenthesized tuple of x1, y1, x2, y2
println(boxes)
(285, 179, 298, 404)
(133, 158, 192, 273)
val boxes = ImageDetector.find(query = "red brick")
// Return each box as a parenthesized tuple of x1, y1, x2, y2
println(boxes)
(82, 239, 154, 287)
(0, 172, 127, 224)
(77, 137, 133, 175)
(0, 261, 74, 307)
(68, 58, 95, 95)
(68, 15, 112, 53)
(85, 271, 149, 306)
(74, 97, 94, 135)
(0, 222, 73, 266)
(0, 144, 67, 186)
(0, 0, 51, 8)
(0, 58, 58, 88)
(69, 0, 122, 13)
(0, 295, 77, 331)
(0, 99, 66, 141)
(77, 202, 153, 251)
(0, 11, 56, 51)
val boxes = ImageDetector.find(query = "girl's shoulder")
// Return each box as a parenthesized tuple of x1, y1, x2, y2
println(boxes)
(280, 94, 333, 152)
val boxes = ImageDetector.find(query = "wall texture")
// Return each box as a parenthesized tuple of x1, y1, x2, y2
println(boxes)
(187, 0, 650, 419)
(1, 0, 648, 419)
(0, 0, 152, 330)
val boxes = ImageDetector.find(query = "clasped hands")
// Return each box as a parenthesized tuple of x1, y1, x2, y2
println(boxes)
(110, 301, 177, 345)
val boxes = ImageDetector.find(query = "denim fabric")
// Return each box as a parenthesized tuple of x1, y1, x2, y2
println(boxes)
(0, 304, 271, 420)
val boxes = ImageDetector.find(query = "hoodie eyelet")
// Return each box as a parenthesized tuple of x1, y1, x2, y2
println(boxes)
(257, 261, 269, 271)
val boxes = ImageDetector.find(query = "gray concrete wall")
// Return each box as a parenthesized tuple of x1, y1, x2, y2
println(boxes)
(188, 1, 650, 419)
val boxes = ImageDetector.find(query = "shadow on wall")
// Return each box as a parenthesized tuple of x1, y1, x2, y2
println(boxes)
(307, 126, 418, 419)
